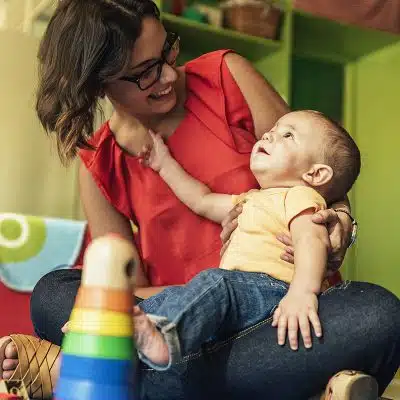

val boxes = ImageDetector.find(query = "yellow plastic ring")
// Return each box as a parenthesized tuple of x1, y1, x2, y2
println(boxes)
(69, 308, 133, 337)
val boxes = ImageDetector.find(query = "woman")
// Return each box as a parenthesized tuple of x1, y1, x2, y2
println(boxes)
(0, 1, 398, 399)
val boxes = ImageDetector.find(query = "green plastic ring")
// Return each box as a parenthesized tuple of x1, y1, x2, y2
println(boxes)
(62, 332, 134, 360)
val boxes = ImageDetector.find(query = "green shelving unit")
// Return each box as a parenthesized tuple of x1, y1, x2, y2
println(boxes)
(162, 13, 281, 62)
(293, 10, 400, 63)
(161, 2, 292, 101)
(160, 2, 400, 297)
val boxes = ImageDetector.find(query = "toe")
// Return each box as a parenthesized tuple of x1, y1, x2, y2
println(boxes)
(3, 369, 14, 379)
(1, 342, 18, 380)
(5, 342, 17, 358)
(3, 358, 18, 370)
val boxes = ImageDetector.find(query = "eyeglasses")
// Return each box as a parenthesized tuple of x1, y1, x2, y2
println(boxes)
(120, 32, 180, 91)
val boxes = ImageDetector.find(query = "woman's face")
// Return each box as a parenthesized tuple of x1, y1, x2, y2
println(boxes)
(105, 18, 179, 119)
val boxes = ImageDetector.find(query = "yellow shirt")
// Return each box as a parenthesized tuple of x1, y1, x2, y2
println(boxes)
(220, 186, 327, 284)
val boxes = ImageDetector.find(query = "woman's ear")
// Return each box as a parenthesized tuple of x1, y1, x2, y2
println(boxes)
(302, 164, 333, 187)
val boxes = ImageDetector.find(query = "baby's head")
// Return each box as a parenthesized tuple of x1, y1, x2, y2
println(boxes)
(250, 110, 361, 203)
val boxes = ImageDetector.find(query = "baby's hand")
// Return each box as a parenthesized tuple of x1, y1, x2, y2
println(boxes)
(138, 130, 171, 172)
(272, 290, 322, 351)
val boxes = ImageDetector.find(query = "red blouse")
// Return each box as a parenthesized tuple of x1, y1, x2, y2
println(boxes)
(79, 50, 259, 285)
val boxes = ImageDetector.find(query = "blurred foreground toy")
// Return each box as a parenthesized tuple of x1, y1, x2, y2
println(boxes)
(0, 380, 28, 400)
(55, 235, 138, 400)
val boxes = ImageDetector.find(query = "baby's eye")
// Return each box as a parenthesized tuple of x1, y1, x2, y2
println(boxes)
(283, 132, 294, 139)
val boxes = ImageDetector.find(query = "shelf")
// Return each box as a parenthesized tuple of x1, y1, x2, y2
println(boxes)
(293, 10, 400, 64)
(161, 13, 281, 62)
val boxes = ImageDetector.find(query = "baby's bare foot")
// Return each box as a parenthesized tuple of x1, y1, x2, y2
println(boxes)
(133, 306, 169, 366)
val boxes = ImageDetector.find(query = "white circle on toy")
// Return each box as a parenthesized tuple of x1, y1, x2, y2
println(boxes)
(0, 213, 29, 248)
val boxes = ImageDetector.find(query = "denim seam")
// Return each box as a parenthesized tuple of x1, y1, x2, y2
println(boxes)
(204, 315, 274, 354)
(254, 273, 289, 291)
(168, 273, 226, 326)
(321, 280, 351, 296)
(141, 316, 274, 371)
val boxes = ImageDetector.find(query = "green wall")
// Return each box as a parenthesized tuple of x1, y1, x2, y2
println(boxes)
(351, 44, 400, 297)
(288, 17, 400, 298)
(291, 57, 343, 122)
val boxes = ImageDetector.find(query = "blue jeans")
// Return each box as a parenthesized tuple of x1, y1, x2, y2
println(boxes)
(139, 269, 288, 370)
(31, 269, 400, 399)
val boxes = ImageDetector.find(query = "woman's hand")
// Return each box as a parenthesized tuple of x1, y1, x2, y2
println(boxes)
(277, 209, 353, 275)
(220, 204, 243, 256)
(138, 130, 171, 172)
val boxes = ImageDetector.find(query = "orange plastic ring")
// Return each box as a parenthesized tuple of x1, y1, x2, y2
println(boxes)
(75, 287, 133, 313)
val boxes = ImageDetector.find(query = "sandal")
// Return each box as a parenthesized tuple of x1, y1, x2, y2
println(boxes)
(0, 334, 60, 400)
(322, 370, 379, 400)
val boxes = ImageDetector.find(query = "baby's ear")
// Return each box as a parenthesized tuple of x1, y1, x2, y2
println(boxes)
(302, 163, 333, 187)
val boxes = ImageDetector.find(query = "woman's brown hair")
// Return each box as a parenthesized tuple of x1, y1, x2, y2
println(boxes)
(36, 0, 160, 164)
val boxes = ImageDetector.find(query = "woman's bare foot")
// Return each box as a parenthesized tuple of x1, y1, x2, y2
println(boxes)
(133, 306, 170, 366)
(0, 336, 61, 388)
(1, 339, 18, 380)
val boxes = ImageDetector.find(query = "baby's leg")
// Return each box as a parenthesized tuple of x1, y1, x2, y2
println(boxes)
(136, 269, 288, 370)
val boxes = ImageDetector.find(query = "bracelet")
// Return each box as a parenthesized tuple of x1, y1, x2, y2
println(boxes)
(334, 208, 358, 248)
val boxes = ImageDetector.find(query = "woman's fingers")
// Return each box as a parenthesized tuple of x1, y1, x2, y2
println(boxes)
(221, 205, 242, 228)
(277, 234, 295, 264)
(284, 246, 294, 256)
(220, 204, 242, 245)
(276, 233, 293, 247)
(220, 218, 238, 244)
(312, 209, 338, 225)
(280, 253, 294, 264)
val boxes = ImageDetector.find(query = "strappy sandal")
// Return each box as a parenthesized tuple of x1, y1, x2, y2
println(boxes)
(0, 334, 60, 400)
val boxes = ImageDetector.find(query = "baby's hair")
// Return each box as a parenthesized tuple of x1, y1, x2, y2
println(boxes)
(306, 110, 361, 203)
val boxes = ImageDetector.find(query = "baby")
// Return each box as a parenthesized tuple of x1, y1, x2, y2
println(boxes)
(134, 110, 361, 370)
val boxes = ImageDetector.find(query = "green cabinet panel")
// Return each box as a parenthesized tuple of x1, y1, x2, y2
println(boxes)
(352, 44, 400, 297)
(293, 10, 400, 63)
(291, 57, 343, 122)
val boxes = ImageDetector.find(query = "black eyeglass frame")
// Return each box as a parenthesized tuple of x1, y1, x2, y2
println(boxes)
(120, 32, 180, 90)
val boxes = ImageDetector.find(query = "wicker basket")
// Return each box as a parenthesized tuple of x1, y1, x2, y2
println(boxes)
(223, 2, 281, 39)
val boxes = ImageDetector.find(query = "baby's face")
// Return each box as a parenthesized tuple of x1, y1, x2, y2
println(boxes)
(250, 111, 326, 188)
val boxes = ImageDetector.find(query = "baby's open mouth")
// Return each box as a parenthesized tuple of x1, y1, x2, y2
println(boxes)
(257, 147, 269, 155)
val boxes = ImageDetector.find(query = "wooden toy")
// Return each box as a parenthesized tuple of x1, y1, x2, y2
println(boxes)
(0, 380, 28, 400)
(55, 235, 137, 400)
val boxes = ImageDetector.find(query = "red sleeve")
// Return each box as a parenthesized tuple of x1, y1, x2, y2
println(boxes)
(185, 50, 256, 154)
(78, 122, 133, 220)
(220, 54, 255, 135)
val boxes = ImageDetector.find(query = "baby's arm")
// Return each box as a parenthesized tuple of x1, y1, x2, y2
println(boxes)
(288, 209, 330, 294)
(140, 131, 233, 223)
(272, 208, 330, 350)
